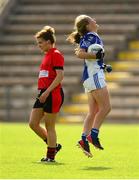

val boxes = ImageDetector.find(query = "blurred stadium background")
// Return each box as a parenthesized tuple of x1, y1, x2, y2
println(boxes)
(0, 0, 139, 123)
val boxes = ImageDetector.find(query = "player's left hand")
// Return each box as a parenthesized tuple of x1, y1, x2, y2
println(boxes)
(39, 91, 50, 103)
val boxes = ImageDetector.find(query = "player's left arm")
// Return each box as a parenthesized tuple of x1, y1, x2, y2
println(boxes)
(46, 69, 64, 93)
(39, 69, 64, 103)
(47, 52, 64, 92)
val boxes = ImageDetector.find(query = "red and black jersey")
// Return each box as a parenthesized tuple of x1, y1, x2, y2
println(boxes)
(38, 48, 64, 90)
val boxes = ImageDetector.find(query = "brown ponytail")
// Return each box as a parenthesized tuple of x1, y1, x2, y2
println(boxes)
(67, 15, 90, 44)
(67, 31, 81, 44)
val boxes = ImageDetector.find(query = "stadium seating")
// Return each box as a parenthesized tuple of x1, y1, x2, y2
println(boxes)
(0, 0, 139, 122)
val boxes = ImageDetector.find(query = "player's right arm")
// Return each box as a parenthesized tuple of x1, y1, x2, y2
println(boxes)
(75, 33, 103, 60)
(75, 47, 103, 60)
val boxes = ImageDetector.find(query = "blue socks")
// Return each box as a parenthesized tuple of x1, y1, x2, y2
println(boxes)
(82, 128, 99, 141)
(82, 133, 87, 142)
(91, 128, 99, 139)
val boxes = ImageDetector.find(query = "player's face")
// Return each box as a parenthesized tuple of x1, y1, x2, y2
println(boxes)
(87, 18, 99, 32)
(36, 38, 50, 52)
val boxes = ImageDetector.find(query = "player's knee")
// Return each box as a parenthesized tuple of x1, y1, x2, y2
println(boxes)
(29, 120, 37, 130)
(99, 104, 111, 116)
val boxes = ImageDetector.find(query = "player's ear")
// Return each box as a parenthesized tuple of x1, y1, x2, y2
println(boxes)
(45, 40, 51, 44)
(86, 24, 90, 31)
(86, 24, 89, 28)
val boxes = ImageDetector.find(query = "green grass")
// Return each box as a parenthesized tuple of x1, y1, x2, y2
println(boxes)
(0, 123, 139, 179)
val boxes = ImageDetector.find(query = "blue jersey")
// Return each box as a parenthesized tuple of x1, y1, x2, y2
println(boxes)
(80, 32, 104, 82)
(80, 32, 103, 50)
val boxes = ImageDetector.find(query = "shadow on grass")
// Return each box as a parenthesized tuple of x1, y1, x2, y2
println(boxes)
(82, 166, 112, 171)
(33, 161, 65, 166)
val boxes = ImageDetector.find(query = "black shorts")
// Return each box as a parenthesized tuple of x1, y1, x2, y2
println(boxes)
(33, 88, 64, 113)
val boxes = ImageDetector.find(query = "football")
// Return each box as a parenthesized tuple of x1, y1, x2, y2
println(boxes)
(87, 43, 104, 57)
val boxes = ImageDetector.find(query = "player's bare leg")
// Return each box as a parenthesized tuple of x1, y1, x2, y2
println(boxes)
(83, 93, 98, 134)
(87, 87, 111, 150)
(41, 112, 59, 162)
(78, 93, 98, 157)
(29, 108, 47, 139)
(44, 112, 57, 147)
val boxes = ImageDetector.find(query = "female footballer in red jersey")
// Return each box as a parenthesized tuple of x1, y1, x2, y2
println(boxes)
(29, 26, 64, 162)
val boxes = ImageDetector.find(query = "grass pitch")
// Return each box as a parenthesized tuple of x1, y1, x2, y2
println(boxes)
(0, 122, 139, 179)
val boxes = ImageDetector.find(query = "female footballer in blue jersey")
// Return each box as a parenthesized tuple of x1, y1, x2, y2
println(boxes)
(67, 15, 111, 157)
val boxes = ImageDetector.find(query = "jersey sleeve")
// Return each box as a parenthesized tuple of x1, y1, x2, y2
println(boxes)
(53, 52, 64, 70)
(80, 33, 97, 50)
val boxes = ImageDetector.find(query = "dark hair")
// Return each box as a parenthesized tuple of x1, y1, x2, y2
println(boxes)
(67, 15, 90, 44)
(35, 26, 56, 44)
